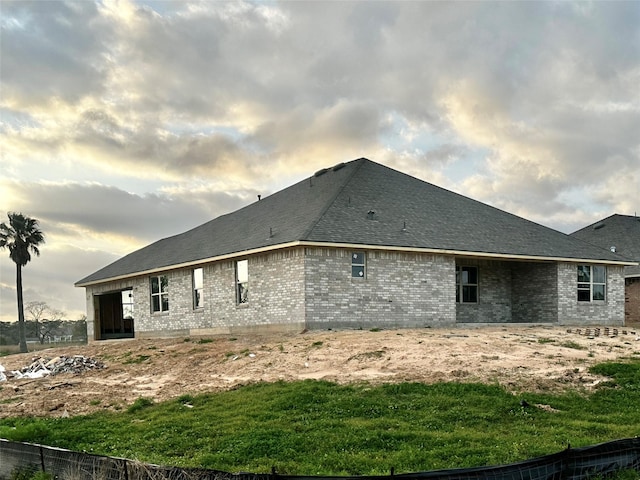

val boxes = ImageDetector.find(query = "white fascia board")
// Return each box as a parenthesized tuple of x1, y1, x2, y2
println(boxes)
(75, 240, 638, 288)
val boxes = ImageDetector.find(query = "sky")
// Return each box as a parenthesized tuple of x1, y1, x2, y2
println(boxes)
(1, 0, 639, 323)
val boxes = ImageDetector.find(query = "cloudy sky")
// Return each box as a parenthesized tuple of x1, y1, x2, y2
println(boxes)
(1, 0, 639, 323)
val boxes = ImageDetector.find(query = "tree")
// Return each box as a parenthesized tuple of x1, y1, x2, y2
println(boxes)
(0, 212, 45, 353)
(25, 300, 48, 342)
(25, 301, 65, 344)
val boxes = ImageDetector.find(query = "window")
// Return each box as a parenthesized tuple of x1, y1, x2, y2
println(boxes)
(150, 275, 169, 313)
(236, 260, 248, 304)
(577, 265, 606, 302)
(193, 268, 203, 309)
(456, 266, 478, 303)
(351, 252, 366, 278)
(121, 290, 134, 319)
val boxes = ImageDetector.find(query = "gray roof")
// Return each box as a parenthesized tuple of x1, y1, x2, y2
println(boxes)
(571, 214, 640, 277)
(76, 158, 634, 286)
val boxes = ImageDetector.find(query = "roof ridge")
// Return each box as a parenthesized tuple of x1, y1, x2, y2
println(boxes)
(300, 158, 368, 240)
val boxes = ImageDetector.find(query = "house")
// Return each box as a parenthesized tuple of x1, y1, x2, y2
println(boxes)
(571, 215, 640, 325)
(75, 158, 636, 340)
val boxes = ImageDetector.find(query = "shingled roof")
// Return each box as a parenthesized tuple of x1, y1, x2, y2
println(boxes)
(76, 158, 634, 286)
(571, 214, 640, 277)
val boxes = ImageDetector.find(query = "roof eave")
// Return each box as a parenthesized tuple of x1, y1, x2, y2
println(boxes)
(75, 241, 637, 288)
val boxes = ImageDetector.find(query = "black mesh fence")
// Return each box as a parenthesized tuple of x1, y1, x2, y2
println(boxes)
(1, 437, 638, 480)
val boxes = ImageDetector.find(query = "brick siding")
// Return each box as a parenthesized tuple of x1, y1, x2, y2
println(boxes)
(84, 248, 626, 340)
(626, 278, 640, 325)
(557, 263, 625, 326)
(304, 248, 456, 329)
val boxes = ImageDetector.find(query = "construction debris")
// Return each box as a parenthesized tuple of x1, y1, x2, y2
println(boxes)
(0, 355, 106, 381)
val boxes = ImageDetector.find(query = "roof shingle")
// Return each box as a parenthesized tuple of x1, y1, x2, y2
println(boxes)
(76, 158, 633, 286)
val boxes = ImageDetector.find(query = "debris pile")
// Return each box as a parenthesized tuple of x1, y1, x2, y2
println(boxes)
(0, 355, 106, 381)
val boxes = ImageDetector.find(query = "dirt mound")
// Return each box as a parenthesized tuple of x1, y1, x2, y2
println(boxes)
(1, 326, 639, 418)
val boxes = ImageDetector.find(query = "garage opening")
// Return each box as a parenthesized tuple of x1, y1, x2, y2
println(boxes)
(94, 290, 135, 340)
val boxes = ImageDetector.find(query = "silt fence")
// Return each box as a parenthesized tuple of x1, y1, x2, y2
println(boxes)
(1, 437, 639, 480)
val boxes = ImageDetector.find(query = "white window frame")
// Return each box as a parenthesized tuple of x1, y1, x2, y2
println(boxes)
(193, 268, 204, 309)
(122, 290, 134, 320)
(236, 260, 249, 304)
(351, 252, 366, 279)
(150, 275, 169, 313)
(456, 266, 478, 304)
(577, 265, 606, 302)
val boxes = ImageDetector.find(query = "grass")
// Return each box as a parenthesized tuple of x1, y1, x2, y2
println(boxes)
(560, 340, 587, 350)
(1, 360, 639, 476)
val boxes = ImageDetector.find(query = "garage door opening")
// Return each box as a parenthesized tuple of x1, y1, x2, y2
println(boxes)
(94, 290, 135, 340)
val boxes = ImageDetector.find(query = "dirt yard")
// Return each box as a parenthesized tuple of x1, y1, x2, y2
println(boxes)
(1, 325, 639, 418)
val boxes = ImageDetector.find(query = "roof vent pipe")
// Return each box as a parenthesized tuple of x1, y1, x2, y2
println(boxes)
(610, 246, 616, 253)
(257, 195, 261, 201)
(402, 220, 407, 232)
(367, 210, 375, 220)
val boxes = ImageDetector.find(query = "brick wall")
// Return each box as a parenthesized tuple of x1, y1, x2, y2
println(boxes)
(84, 249, 628, 340)
(625, 277, 640, 325)
(511, 262, 558, 323)
(557, 263, 625, 326)
(86, 248, 306, 340)
(455, 259, 513, 323)
(304, 248, 456, 329)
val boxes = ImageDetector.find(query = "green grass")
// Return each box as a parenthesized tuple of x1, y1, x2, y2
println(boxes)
(560, 340, 587, 350)
(1, 360, 639, 476)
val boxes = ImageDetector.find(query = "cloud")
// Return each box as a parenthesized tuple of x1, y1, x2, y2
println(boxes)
(1, 1, 113, 107)
(0, 244, 114, 322)
(1, 0, 639, 320)
(0, 179, 255, 248)
(0, 178, 257, 321)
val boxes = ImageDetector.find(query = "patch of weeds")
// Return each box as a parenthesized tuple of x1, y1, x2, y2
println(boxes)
(89, 399, 102, 406)
(178, 394, 194, 405)
(537, 337, 555, 344)
(278, 344, 285, 352)
(560, 340, 586, 350)
(481, 355, 500, 361)
(370, 327, 381, 332)
(311, 341, 324, 347)
(11, 470, 52, 480)
(224, 351, 236, 358)
(348, 350, 385, 361)
(127, 397, 154, 413)
(197, 338, 214, 344)
(229, 337, 237, 341)
(147, 345, 157, 350)
(123, 354, 151, 365)
(588, 351, 595, 357)
(183, 338, 191, 342)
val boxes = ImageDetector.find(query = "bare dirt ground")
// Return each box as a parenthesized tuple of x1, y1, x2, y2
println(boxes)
(1, 325, 639, 419)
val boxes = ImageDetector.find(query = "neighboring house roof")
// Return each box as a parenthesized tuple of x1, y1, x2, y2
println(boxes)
(76, 158, 634, 287)
(571, 214, 640, 278)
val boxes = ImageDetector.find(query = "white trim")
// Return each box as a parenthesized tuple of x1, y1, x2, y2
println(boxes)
(75, 240, 638, 287)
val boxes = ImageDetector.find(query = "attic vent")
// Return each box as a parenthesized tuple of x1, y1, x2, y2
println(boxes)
(314, 168, 329, 177)
(367, 210, 376, 220)
(594, 223, 605, 230)
(332, 162, 345, 171)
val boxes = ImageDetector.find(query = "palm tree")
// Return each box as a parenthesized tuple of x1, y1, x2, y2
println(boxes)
(0, 212, 45, 353)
